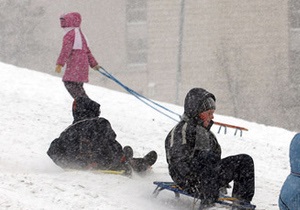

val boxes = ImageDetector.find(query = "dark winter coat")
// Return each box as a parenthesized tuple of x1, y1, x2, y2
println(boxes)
(47, 117, 124, 170)
(165, 88, 221, 199)
(279, 133, 300, 210)
(47, 97, 124, 170)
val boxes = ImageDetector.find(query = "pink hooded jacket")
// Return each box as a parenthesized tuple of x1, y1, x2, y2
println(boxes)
(56, 12, 98, 83)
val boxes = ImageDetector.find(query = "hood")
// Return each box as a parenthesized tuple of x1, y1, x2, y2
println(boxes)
(60, 12, 81, 28)
(183, 88, 216, 119)
(72, 97, 100, 123)
(290, 133, 300, 174)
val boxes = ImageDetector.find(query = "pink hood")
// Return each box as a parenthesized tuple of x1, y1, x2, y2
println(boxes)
(60, 12, 81, 28)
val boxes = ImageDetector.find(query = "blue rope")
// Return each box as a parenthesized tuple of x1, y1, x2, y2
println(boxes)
(97, 67, 181, 122)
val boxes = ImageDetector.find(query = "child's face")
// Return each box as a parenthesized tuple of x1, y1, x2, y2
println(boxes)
(60, 18, 67, 28)
(199, 109, 215, 128)
(59, 13, 81, 28)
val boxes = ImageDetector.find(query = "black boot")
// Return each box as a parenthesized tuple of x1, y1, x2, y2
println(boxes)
(144, 150, 158, 166)
(123, 146, 133, 160)
(121, 146, 134, 176)
(130, 151, 157, 173)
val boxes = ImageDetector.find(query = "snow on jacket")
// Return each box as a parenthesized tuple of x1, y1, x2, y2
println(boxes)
(279, 133, 300, 210)
(165, 88, 221, 196)
(56, 12, 98, 83)
(47, 97, 124, 170)
(47, 117, 124, 170)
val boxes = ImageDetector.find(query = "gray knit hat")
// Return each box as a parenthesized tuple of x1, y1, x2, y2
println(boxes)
(198, 97, 216, 114)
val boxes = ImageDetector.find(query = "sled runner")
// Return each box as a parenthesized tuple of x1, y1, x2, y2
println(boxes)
(92, 169, 126, 175)
(92, 151, 157, 176)
(152, 181, 256, 210)
(63, 150, 157, 177)
(65, 168, 128, 176)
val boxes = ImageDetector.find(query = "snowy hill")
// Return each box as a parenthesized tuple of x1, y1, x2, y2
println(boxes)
(0, 62, 296, 210)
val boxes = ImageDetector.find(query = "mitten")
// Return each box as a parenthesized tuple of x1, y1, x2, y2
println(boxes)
(92, 65, 100, 71)
(55, 65, 62, 73)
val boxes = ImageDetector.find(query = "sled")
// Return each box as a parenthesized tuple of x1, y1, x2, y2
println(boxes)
(214, 121, 248, 137)
(65, 168, 130, 176)
(152, 181, 256, 210)
(93, 169, 126, 175)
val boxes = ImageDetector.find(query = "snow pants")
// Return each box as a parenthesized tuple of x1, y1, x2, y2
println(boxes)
(64, 81, 89, 99)
(219, 154, 255, 202)
(173, 154, 255, 203)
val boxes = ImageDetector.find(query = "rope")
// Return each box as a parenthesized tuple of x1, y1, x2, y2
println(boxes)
(95, 67, 248, 136)
(96, 67, 181, 122)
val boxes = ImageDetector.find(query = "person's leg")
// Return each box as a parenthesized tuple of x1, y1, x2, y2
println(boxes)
(219, 154, 255, 202)
(185, 162, 220, 203)
(64, 81, 89, 99)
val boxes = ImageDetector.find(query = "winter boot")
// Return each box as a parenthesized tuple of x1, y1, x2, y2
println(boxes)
(130, 151, 157, 173)
(121, 146, 134, 176)
(123, 161, 132, 176)
(144, 150, 157, 166)
(123, 146, 133, 160)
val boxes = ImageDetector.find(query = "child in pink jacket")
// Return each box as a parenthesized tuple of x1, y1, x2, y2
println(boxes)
(55, 12, 100, 99)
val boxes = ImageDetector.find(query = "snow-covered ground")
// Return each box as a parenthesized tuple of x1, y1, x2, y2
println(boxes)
(0, 62, 295, 210)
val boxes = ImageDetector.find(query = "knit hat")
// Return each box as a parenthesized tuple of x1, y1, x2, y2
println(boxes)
(198, 97, 216, 114)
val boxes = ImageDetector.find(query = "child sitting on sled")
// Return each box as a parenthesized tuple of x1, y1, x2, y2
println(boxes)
(165, 88, 255, 209)
(47, 97, 157, 176)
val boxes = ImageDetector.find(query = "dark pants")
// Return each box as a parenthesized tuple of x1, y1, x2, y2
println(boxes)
(64, 81, 89, 99)
(174, 154, 255, 203)
(219, 154, 255, 202)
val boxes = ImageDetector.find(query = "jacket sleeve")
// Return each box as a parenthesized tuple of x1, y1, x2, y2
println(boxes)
(194, 126, 211, 151)
(194, 126, 221, 166)
(165, 127, 191, 178)
(86, 46, 98, 68)
(56, 30, 75, 66)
